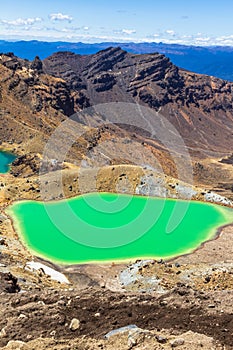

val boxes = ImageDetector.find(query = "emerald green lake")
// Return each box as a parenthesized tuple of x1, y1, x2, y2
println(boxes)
(0, 151, 16, 173)
(7, 193, 233, 264)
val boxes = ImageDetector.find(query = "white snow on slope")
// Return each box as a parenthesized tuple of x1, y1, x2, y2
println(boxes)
(26, 261, 70, 284)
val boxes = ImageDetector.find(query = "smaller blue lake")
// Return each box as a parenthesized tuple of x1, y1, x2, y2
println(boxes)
(0, 151, 16, 173)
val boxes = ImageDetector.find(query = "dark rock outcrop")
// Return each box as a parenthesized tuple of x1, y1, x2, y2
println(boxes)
(30, 56, 43, 73)
(42, 48, 233, 153)
(220, 154, 233, 165)
(11, 154, 41, 177)
(0, 272, 20, 293)
(43, 47, 233, 116)
(0, 53, 75, 116)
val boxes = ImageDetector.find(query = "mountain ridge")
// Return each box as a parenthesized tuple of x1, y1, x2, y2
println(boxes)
(1, 40, 233, 81)
(42, 47, 233, 155)
(1, 48, 233, 156)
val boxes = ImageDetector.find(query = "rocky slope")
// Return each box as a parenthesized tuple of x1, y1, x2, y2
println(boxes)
(2, 48, 233, 157)
(1, 49, 233, 198)
(0, 284, 232, 349)
(43, 47, 233, 155)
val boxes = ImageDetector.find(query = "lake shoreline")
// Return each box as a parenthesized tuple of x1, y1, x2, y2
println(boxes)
(5, 192, 233, 266)
(0, 150, 17, 174)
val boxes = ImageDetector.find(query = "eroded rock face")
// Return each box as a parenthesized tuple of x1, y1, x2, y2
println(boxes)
(0, 273, 20, 293)
(40, 47, 233, 155)
(0, 53, 23, 71)
(1, 47, 233, 126)
(43, 47, 233, 113)
(0, 53, 75, 116)
(1, 48, 233, 153)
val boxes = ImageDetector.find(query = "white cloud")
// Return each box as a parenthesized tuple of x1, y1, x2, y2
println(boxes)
(122, 29, 136, 35)
(49, 13, 73, 22)
(166, 29, 175, 36)
(43, 26, 90, 34)
(1, 30, 233, 46)
(1, 17, 42, 27)
(195, 37, 211, 42)
(2, 21, 233, 47)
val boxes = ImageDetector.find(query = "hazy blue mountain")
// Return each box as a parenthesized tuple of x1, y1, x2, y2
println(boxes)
(1, 40, 233, 81)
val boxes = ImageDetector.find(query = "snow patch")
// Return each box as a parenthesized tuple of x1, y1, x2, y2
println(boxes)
(26, 261, 70, 284)
(204, 192, 233, 206)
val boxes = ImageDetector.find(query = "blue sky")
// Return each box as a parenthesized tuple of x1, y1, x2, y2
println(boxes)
(1, 0, 233, 45)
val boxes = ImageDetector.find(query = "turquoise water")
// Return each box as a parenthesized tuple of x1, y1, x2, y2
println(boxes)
(7, 193, 233, 264)
(0, 151, 16, 173)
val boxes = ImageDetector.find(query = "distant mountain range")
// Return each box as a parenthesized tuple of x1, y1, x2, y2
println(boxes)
(1, 40, 233, 81)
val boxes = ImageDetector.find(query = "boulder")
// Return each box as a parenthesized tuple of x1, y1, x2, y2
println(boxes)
(0, 272, 20, 293)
